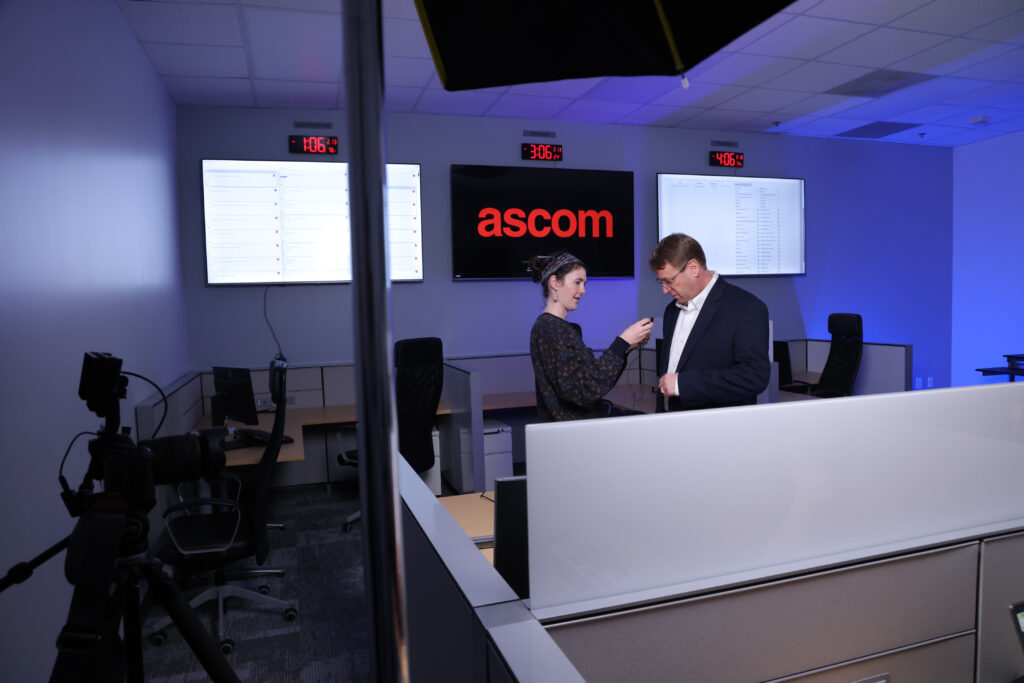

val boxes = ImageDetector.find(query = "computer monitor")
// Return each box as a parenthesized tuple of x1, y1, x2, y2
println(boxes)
(493, 475, 528, 599)
(211, 366, 259, 427)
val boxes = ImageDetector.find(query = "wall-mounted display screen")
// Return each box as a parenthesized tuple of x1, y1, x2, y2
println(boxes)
(451, 165, 634, 279)
(202, 159, 422, 284)
(657, 173, 804, 276)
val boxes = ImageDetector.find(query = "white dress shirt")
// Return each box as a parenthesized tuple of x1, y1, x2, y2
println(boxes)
(667, 271, 718, 395)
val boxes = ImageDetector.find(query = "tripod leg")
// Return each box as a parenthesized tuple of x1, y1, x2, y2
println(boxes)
(140, 563, 241, 683)
(119, 570, 144, 683)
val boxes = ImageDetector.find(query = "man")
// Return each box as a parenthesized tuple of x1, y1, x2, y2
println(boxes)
(650, 233, 770, 412)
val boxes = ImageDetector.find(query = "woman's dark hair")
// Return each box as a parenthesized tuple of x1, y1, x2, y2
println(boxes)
(528, 252, 585, 298)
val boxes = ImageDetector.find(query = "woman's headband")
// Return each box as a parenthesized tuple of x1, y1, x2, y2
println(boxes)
(540, 253, 582, 283)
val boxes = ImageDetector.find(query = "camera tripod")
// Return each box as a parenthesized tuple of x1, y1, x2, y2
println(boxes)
(3, 492, 240, 683)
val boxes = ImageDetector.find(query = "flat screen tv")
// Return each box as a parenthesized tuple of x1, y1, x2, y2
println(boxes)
(657, 173, 804, 276)
(202, 159, 422, 284)
(451, 165, 634, 279)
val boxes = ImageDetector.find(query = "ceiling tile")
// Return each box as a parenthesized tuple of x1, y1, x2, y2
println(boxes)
(581, 76, 683, 104)
(485, 94, 572, 120)
(652, 82, 748, 108)
(775, 93, 854, 116)
(243, 0, 342, 12)
(835, 76, 993, 120)
(986, 112, 1024, 131)
(161, 76, 255, 107)
(254, 80, 342, 109)
(414, 89, 502, 116)
(695, 54, 806, 87)
(553, 100, 641, 124)
(381, 0, 418, 20)
(804, 0, 933, 25)
(786, 116, 875, 136)
(117, 1, 244, 45)
(718, 13, 797, 52)
(933, 106, 1022, 127)
(942, 81, 1024, 107)
(716, 87, 814, 112)
(888, 37, 1002, 74)
(615, 105, 695, 127)
(897, 103, 974, 122)
(819, 27, 949, 68)
(676, 109, 761, 130)
(244, 7, 341, 82)
(915, 126, 1010, 145)
(384, 56, 436, 88)
(881, 123, 962, 143)
(385, 85, 424, 112)
(764, 61, 873, 92)
(966, 9, 1024, 43)
(741, 15, 875, 60)
(891, 0, 1022, 35)
(949, 47, 1024, 80)
(143, 43, 248, 78)
(382, 17, 431, 60)
(507, 78, 604, 98)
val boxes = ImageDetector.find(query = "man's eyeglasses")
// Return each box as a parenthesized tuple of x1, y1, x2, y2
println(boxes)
(655, 261, 689, 287)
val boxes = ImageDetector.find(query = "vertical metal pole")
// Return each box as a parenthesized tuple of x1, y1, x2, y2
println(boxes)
(341, 1, 408, 681)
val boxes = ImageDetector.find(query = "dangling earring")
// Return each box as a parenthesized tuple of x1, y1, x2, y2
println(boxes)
(552, 292, 559, 303)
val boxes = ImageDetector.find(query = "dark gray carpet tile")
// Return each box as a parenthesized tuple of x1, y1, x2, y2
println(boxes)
(141, 483, 369, 682)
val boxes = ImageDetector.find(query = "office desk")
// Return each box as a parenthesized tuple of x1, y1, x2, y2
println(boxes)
(440, 491, 496, 563)
(194, 402, 456, 467)
(193, 405, 359, 467)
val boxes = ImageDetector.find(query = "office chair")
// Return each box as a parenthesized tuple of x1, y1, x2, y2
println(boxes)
(774, 340, 794, 387)
(149, 359, 297, 654)
(782, 313, 863, 398)
(338, 337, 444, 530)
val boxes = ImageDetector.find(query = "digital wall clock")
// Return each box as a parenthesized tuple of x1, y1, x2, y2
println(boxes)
(289, 135, 339, 155)
(709, 150, 744, 168)
(521, 143, 563, 162)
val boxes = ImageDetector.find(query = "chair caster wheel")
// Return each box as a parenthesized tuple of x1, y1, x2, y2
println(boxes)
(220, 639, 235, 655)
(342, 523, 352, 532)
(284, 607, 298, 621)
(149, 631, 167, 646)
(258, 585, 270, 595)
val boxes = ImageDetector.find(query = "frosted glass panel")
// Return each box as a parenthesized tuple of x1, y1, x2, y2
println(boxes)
(526, 383, 1024, 618)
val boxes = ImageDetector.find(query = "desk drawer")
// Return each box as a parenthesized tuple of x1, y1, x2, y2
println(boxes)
(548, 544, 978, 683)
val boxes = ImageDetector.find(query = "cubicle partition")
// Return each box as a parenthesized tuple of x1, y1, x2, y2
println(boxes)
(524, 382, 1024, 681)
(783, 339, 913, 394)
(400, 458, 583, 681)
(439, 361, 484, 493)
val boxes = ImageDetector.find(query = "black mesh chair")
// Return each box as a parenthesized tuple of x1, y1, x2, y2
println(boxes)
(338, 337, 444, 530)
(781, 313, 863, 398)
(149, 362, 296, 654)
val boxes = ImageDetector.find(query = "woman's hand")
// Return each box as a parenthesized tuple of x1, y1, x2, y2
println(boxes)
(620, 318, 653, 350)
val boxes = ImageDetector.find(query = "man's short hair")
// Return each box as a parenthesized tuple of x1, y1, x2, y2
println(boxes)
(649, 233, 707, 271)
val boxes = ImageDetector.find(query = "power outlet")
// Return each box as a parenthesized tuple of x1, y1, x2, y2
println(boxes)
(255, 396, 276, 411)
(914, 377, 922, 390)
(927, 376, 934, 388)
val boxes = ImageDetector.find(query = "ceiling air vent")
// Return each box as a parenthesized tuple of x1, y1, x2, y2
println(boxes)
(825, 69, 936, 98)
(835, 121, 921, 139)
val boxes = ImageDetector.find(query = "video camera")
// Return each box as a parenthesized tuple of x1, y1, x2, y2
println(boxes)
(1, 353, 242, 683)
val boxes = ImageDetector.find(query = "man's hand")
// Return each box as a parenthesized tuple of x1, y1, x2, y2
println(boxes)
(658, 372, 678, 397)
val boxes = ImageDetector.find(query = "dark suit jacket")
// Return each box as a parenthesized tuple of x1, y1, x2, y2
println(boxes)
(657, 277, 770, 412)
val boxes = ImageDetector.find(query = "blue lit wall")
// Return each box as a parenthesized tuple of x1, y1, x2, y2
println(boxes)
(952, 129, 1024, 387)
(0, 1, 186, 679)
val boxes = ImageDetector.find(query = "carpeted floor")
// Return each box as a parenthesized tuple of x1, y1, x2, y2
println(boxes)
(141, 481, 370, 682)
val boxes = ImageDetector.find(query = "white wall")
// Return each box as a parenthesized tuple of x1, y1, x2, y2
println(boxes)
(952, 128, 1024, 387)
(0, 0, 188, 679)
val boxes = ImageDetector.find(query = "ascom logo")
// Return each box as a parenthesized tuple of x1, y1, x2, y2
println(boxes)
(477, 207, 614, 238)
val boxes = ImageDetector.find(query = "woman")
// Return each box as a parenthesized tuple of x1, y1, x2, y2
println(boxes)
(528, 252, 652, 421)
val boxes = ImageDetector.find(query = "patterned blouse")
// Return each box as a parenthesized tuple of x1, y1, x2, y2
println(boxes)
(529, 312, 630, 421)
